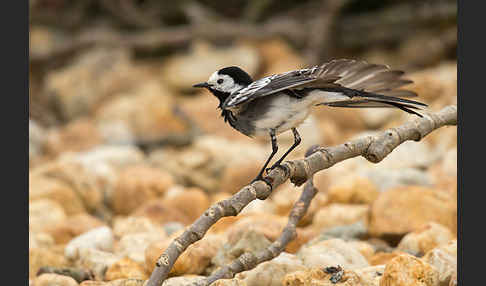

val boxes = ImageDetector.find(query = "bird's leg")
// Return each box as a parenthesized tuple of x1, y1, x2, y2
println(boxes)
(267, 128, 301, 172)
(252, 129, 278, 183)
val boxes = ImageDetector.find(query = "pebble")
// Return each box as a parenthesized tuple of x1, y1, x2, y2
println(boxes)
(162, 187, 210, 221)
(34, 273, 79, 286)
(312, 204, 369, 231)
(422, 240, 457, 286)
(105, 257, 148, 281)
(397, 222, 455, 256)
(29, 199, 67, 233)
(115, 231, 167, 264)
(65, 226, 114, 260)
(30, 247, 68, 279)
(380, 254, 439, 286)
(76, 248, 121, 280)
(45, 213, 106, 244)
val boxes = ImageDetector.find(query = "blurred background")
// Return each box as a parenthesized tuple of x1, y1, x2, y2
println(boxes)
(29, 0, 458, 284)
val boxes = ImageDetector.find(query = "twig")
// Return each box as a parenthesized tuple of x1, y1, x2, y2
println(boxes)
(202, 145, 321, 285)
(145, 105, 457, 286)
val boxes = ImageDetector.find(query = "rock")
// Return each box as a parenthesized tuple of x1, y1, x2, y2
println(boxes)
(29, 175, 86, 216)
(234, 252, 307, 286)
(211, 279, 246, 286)
(80, 282, 107, 286)
(283, 267, 368, 286)
(408, 62, 457, 104)
(106, 279, 145, 286)
(348, 241, 376, 261)
(225, 214, 287, 245)
(30, 232, 55, 249)
(29, 199, 67, 233)
(45, 214, 106, 244)
(36, 266, 95, 284)
(369, 186, 457, 237)
(422, 240, 457, 286)
(115, 231, 167, 264)
(397, 222, 455, 256)
(66, 145, 145, 171)
(162, 187, 210, 221)
(94, 80, 189, 144)
(158, 276, 206, 286)
(76, 248, 121, 280)
(380, 254, 439, 286)
(145, 234, 224, 275)
(297, 239, 369, 270)
(44, 118, 103, 157)
(34, 273, 79, 286)
(327, 176, 379, 205)
(255, 39, 305, 77)
(162, 222, 184, 236)
(65, 226, 114, 260)
(359, 108, 401, 129)
(112, 216, 164, 238)
(29, 248, 68, 279)
(369, 252, 407, 266)
(212, 230, 272, 269)
(149, 135, 267, 192)
(132, 199, 192, 226)
(313, 221, 368, 242)
(45, 47, 148, 120)
(29, 119, 46, 159)
(105, 258, 148, 281)
(312, 204, 369, 231)
(355, 265, 386, 286)
(360, 167, 433, 193)
(162, 40, 260, 91)
(112, 165, 175, 215)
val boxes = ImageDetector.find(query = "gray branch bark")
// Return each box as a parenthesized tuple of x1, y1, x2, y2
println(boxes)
(145, 105, 457, 286)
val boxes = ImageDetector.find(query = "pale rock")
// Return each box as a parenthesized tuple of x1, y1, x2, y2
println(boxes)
(225, 214, 287, 245)
(105, 258, 148, 281)
(162, 222, 184, 236)
(65, 226, 114, 260)
(112, 165, 174, 215)
(159, 276, 206, 286)
(234, 252, 307, 286)
(297, 238, 369, 270)
(45, 213, 106, 244)
(397, 222, 454, 256)
(29, 199, 67, 233)
(162, 187, 210, 221)
(145, 234, 224, 275)
(132, 199, 192, 226)
(283, 267, 368, 286)
(106, 279, 145, 286)
(29, 232, 55, 249)
(327, 176, 379, 205)
(369, 186, 457, 237)
(34, 273, 79, 286)
(348, 241, 376, 261)
(112, 216, 164, 238)
(312, 204, 369, 231)
(422, 240, 457, 286)
(29, 119, 46, 159)
(115, 231, 167, 264)
(76, 248, 121, 280)
(369, 251, 407, 266)
(313, 221, 368, 242)
(355, 265, 386, 286)
(380, 254, 439, 286)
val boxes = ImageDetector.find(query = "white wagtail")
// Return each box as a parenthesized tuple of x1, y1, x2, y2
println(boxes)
(193, 59, 427, 182)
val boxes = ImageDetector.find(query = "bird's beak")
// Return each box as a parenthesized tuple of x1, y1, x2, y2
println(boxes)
(193, 82, 211, 88)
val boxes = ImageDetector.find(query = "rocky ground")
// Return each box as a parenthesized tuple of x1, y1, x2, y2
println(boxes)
(29, 34, 457, 286)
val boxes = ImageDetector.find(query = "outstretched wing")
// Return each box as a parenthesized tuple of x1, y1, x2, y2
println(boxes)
(222, 59, 418, 108)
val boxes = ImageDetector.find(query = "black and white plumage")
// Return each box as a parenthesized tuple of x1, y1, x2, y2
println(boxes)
(193, 59, 427, 182)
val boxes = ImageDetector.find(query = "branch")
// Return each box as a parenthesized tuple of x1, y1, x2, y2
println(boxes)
(145, 105, 457, 286)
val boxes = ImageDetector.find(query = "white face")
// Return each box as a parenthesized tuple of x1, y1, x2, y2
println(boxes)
(207, 72, 244, 94)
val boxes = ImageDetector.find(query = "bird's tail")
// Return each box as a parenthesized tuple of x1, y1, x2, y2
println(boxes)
(313, 59, 427, 117)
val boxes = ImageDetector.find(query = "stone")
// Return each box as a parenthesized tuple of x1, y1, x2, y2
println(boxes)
(283, 267, 368, 286)
(132, 199, 192, 226)
(297, 238, 369, 270)
(29, 199, 67, 233)
(158, 276, 206, 286)
(380, 254, 439, 286)
(76, 248, 121, 280)
(115, 231, 167, 264)
(422, 240, 457, 286)
(313, 221, 368, 242)
(355, 265, 386, 286)
(369, 252, 407, 266)
(34, 273, 79, 286)
(312, 204, 369, 231)
(407, 62, 457, 103)
(212, 230, 272, 269)
(348, 241, 376, 261)
(112, 216, 164, 238)
(162, 40, 260, 91)
(327, 176, 379, 205)
(106, 279, 145, 286)
(145, 234, 224, 275)
(162, 187, 210, 221)
(369, 186, 457, 237)
(112, 165, 175, 215)
(65, 226, 114, 260)
(30, 232, 55, 249)
(225, 214, 287, 245)
(397, 222, 455, 256)
(162, 222, 185, 236)
(105, 258, 148, 281)
(45, 47, 148, 120)
(94, 80, 189, 143)
(360, 167, 433, 193)
(44, 118, 103, 157)
(29, 247, 68, 279)
(45, 213, 106, 244)
(255, 39, 305, 77)
(234, 252, 307, 286)
(29, 175, 86, 216)
(29, 119, 46, 159)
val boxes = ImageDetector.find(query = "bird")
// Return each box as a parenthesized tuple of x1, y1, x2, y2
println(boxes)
(193, 59, 427, 183)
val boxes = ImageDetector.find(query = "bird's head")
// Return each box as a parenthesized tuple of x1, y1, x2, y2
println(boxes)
(193, 66, 253, 99)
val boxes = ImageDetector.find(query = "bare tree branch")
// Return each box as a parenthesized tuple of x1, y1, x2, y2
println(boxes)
(145, 105, 457, 286)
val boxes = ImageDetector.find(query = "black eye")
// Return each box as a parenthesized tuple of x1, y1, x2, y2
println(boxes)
(217, 79, 224, 84)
